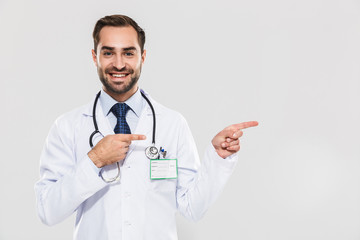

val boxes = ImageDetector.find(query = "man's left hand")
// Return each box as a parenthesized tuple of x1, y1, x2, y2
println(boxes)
(212, 121, 258, 159)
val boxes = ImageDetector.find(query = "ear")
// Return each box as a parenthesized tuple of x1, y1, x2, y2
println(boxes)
(141, 49, 146, 64)
(91, 49, 98, 67)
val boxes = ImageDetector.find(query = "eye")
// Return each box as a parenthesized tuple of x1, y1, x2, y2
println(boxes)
(124, 52, 134, 57)
(103, 51, 113, 56)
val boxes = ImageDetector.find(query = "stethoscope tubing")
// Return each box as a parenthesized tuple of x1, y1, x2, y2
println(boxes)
(140, 90, 156, 144)
(88, 90, 157, 183)
(90, 90, 156, 147)
(89, 91, 102, 148)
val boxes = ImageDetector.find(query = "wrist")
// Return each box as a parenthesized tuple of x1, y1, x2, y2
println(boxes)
(88, 150, 103, 168)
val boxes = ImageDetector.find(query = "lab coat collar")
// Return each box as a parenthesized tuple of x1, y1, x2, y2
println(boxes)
(140, 89, 163, 116)
(83, 95, 114, 137)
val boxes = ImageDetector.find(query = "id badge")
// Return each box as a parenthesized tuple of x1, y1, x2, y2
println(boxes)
(150, 159, 178, 180)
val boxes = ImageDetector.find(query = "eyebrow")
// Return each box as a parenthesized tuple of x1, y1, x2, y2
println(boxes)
(100, 46, 138, 52)
(123, 47, 137, 52)
(100, 46, 115, 51)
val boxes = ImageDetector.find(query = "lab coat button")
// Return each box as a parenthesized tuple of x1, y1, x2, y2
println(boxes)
(124, 221, 132, 226)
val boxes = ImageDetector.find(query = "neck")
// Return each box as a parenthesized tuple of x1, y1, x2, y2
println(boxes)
(104, 86, 138, 102)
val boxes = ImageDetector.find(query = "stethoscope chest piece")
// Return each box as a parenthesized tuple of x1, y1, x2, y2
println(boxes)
(145, 145, 160, 160)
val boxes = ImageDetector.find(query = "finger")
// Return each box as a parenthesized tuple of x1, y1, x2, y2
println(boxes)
(229, 139, 239, 146)
(227, 136, 242, 142)
(226, 145, 240, 151)
(222, 129, 241, 140)
(117, 134, 147, 141)
(129, 134, 146, 141)
(224, 138, 239, 144)
(233, 121, 259, 130)
(222, 139, 240, 147)
(231, 130, 243, 139)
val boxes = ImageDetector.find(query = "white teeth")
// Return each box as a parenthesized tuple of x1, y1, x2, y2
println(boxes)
(112, 74, 126, 77)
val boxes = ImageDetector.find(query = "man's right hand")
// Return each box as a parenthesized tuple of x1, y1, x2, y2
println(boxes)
(88, 134, 146, 168)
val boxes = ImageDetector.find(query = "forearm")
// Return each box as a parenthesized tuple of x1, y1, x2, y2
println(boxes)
(177, 144, 238, 221)
(35, 155, 107, 226)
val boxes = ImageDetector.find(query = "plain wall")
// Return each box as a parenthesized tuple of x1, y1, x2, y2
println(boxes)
(1, 0, 360, 239)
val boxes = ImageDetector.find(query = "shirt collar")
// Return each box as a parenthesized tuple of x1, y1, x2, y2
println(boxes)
(99, 88, 143, 117)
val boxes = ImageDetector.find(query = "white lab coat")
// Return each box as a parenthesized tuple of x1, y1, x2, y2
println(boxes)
(35, 91, 238, 240)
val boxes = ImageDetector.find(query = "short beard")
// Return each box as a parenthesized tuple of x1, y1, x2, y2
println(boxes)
(98, 66, 141, 95)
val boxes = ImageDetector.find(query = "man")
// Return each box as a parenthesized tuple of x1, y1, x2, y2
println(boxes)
(35, 14, 258, 240)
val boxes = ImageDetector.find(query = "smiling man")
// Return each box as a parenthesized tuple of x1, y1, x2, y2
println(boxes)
(35, 15, 258, 240)
(93, 25, 145, 102)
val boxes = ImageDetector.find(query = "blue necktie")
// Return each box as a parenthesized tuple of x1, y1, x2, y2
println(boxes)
(110, 103, 131, 134)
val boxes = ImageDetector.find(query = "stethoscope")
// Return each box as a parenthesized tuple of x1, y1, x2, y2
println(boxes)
(89, 90, 162, 183)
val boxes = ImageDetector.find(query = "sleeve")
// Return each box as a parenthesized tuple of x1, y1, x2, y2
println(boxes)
(176, 116, 238, 221)
(34, 117, 107, 226)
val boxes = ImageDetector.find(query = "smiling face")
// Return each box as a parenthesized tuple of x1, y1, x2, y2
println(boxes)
(92, 26, 146, 102)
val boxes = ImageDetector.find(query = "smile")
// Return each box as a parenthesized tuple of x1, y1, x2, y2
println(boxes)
(109, 73, 130, 78)
(112, 74, 126, 77)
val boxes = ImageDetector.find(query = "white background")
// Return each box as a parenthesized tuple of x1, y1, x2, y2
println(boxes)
(1, 0, 360, 239)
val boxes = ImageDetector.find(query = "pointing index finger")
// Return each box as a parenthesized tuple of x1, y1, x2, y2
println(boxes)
(129, 134, 146, 141)
(233, 121, 259, 130)
(117, 134, 146, 141)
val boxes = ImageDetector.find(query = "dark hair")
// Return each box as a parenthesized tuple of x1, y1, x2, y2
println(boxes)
(92, 14, 145, 53)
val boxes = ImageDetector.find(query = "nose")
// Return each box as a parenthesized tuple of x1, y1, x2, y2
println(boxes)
(113, 55, 125, 70)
